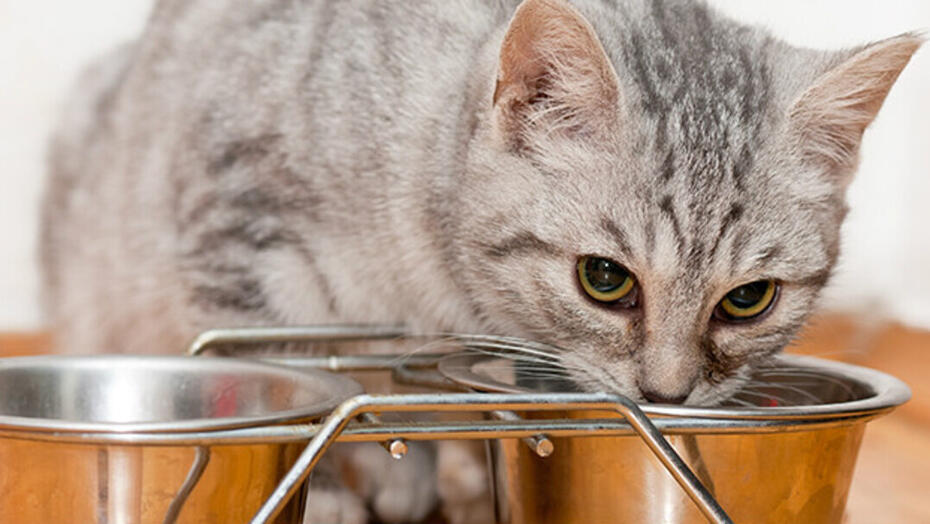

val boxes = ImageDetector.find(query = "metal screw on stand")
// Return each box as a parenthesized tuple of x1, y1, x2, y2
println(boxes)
(491, 410, 554, 457)
(359, 412, 408, 459)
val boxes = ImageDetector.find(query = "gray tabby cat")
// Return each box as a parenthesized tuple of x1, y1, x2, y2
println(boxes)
(41, 0, 921, 522)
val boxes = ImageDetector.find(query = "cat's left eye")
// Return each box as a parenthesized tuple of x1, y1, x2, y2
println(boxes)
(714, 280, 778, 322)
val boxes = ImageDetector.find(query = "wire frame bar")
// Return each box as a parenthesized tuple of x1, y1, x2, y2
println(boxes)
(185, 326, 737, 523)
(248, 393, 733, 524)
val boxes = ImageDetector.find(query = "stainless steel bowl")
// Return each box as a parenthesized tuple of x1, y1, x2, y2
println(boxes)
(0, 355, 362, 524)
(439, 353, 910, 524)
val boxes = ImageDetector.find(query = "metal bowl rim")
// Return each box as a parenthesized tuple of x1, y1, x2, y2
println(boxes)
(0, 355, 363, 434)
(438, 353, 911, 421)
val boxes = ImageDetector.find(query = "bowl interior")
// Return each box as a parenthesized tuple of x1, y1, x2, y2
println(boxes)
(0, 355, 362, 432)
(726, 363, 872, 407)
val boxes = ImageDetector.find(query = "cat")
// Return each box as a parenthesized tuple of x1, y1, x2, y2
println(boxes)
(40, 0, 921, 522)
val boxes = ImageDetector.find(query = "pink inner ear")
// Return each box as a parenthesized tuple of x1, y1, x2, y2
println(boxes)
(494, 0, 619, 116)
(789, 33, 923, 172)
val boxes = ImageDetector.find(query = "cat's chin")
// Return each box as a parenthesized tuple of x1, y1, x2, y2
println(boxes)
(684, 374, 754, 407)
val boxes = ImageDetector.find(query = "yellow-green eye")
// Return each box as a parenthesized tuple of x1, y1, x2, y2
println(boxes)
(577, 256, 637, 304)
(716, 280, 778, 321)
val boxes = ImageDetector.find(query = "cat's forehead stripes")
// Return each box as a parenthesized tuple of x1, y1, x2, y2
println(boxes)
(573, 0, 792, 290)
(709, 203, 744, 262)
(597, 0, 775, 201)
(484, 231, 564, 259)
(599, 218, 634, 259)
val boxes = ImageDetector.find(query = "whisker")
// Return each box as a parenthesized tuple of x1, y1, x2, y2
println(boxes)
(464, 344, 561, 363)
(440, 364, 570, 379)
(462, 339, 562, 360)
(444, 332, 561, 351)
(748, 371, 858, 397)
(739, 382, 822, 404)
(461, 348, 561, 368)
(723, 397, 760, 408)
(383, 333, 566, 369)
(444, 335, 561, 356)
(731, 389, 796, 406)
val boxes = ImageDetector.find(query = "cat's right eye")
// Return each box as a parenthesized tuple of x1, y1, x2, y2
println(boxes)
(577, 256, 638, 306)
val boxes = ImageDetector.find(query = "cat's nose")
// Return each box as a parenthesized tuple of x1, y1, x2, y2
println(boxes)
(640, 389, 688, 405)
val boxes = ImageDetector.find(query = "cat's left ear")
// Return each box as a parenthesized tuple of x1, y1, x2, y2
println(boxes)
(492, 0, 620, 151)
(788, 33, 924, 184)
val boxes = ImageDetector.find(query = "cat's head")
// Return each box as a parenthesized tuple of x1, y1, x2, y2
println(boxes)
(455, 0, 923, 404)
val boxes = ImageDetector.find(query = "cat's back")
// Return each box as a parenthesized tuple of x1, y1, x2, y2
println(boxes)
(45, 0, 519, 212)
(40, 0, 521, 353)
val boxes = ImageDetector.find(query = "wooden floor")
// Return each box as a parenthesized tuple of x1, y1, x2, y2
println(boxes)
(2, 317, 929, 523)
(788, 316, 930, 524)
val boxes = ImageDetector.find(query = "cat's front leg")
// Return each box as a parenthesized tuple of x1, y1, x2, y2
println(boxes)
(302, 452, 369, 524)
(332, 441, 438, 524)
(303, 487, 368, 524)
(437, 440, 495, 524)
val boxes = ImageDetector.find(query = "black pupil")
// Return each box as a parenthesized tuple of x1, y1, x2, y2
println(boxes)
(585, 258, 628, 292)
(727, 281, 769, 308)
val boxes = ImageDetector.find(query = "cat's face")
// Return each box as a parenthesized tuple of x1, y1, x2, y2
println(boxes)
(459, 124, 842, 404)
(453, 0, 921, 404)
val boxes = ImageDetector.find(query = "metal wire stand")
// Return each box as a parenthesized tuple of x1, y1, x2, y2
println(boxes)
(188, 325, 738, 524)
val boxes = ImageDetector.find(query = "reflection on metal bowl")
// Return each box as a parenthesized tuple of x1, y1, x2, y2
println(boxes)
(439, 353, 910, 524)
(0, 355, 362, 524)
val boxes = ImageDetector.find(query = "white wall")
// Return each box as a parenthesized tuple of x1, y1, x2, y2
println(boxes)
(0, 0, 152, 329)
(2, 1, 929, 330)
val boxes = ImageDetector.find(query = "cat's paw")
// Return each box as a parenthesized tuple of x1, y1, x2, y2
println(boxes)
(303, 487, 368, 524)
(437, 441, 495, 524)
(343, 441, 438, 523)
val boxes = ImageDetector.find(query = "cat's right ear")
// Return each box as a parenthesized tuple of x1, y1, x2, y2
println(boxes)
(492, 0, 620, 151)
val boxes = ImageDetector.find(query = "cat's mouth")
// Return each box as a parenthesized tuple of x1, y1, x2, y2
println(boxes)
(512, 363, 710, 406)
(441, 335, 855, 408)
(448, 335, 712, 405)
(511, 358, 859, 408)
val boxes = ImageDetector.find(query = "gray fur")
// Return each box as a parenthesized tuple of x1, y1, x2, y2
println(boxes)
(43, 0, 918, 429)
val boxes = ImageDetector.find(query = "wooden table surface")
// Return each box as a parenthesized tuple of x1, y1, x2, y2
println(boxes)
(2, 316, 928, 524)
(788, 316, 930, 524)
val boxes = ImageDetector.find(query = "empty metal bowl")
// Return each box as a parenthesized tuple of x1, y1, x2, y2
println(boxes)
(439, 353, 910, 524)
(0, 355, 362, 524)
